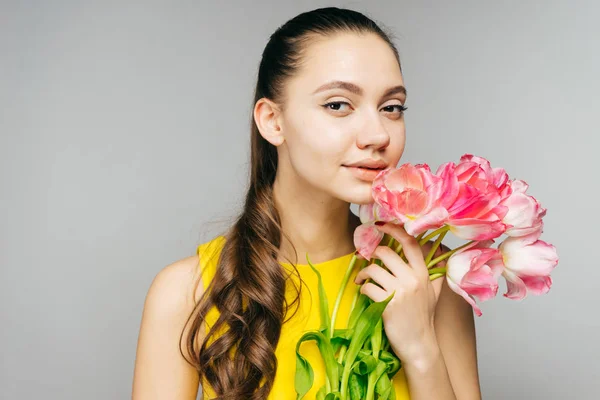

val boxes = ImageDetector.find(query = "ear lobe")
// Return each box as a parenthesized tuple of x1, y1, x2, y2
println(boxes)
(254, 98, 285, 146)
(271, 135, 285, 145)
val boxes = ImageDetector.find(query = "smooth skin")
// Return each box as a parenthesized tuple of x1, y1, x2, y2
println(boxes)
(133, 32, 481, 399)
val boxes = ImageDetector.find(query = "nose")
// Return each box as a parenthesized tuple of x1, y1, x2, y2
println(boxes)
(356, 113, 391, 150)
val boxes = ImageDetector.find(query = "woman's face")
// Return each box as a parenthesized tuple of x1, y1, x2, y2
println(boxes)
(277, 32, 407, 205)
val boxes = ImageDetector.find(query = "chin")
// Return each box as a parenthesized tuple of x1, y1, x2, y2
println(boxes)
(338, 182, 374, 205)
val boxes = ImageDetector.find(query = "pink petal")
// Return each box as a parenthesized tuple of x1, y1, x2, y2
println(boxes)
(385, 164, 425, 192)
(433, 162, 460, 210)
(372, 168, 393, 196)
(520, 275, 553, 295)
(460, 255, 503, 302)
(502, 269, 528, 300)
(447, 248, 502, 298)
(499, 235, 559, 276)
(491, 167, 510, 192)
(359, 203, 376, 223)
(374, 204, 398, 223)
(387, 188, 429, 216)
(448, 218, 506, 240)
(446, 277, 483, 317)
(403, 206, 449, 236)
(353, 222, 385, 260)
(509, 179, 529, 194)
(451, 192, 501, 220)
(447, 184, 481, 215)
(445, 246, 502, 314)
(501, 191, 543, 234)
(506, 220, 544, 238)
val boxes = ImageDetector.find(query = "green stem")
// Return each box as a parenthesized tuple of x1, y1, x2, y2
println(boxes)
(424, 229, 448, 266)
(330, 254, 360, 338)
(371, 318, 383, 359)
(426, 239, 476, 268)
(418, 225, 450, 246)
(347, 285, 361, 321)
(428, 267, 447, 275)
(429, 273, 444, 281)
(335, 235, 394, 363)
(337, 287, 362, 363)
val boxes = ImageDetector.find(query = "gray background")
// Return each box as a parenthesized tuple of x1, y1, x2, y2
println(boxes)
(1, 1, 598, 399)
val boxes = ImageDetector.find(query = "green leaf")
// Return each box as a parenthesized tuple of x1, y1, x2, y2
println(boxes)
(340, 291, 395, 399)
(375, 370, 394, 400)
(349, 373, 366, 400)
(351, 353, 378, 375)
(295, 349, 314, 400)
(332, 328, 355, 340)
(347, 292, 370, 329)
(331, 328, 355, 353)
(316, 385, 327, 400)
(294, 330, 340, 399)
(366, 360, 389, 400)
(324, 392, 341, 400)
(307, 254, 332, 339)
(370, 318, 383, 359)
(380, 350, 402, 378)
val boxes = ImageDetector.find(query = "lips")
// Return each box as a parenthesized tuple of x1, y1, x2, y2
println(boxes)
(344, 165, 387, 181)
(343, 160, 388, 169)
(351, 166, 385, 170)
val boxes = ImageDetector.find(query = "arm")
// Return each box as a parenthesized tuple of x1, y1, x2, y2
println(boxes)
(132, 255, 205, 400)
(432, 276, 482, 399)
(402, 278, 481, 399)
(402, 242, 482, 399)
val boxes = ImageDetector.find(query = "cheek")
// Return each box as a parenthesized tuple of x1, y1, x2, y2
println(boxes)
(287, 114, 350, 168)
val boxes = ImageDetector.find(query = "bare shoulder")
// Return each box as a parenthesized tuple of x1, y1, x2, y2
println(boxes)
(132, 253, 206, 400)
(148, 254, 205, 308)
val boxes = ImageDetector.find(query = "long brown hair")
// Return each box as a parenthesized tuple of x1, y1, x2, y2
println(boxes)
(182, 7, 402, 399)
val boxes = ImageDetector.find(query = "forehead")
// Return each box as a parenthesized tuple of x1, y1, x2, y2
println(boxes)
(289, 32, 404, 96)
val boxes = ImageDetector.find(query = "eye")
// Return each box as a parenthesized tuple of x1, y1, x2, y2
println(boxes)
(381, 104, 408, 114)
(322, 101, 352, 113)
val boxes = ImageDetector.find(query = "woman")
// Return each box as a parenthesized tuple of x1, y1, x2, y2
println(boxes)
(133, 7, 481, 400)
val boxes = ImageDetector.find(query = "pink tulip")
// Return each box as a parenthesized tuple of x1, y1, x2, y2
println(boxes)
(445, 191, 508, 241)
(353, 221, 384, 260)
(458, 154, 511, 198)
(446, 240, 504, 316)
(498, 231, 559, 300)
(358, 202, 397, 224)
(442, 156, 509, 241)
(500, 179, 547, 238)
(371, 164, 449, 236)
(432, 161, 460, 210)
(355, 202, 400, 259)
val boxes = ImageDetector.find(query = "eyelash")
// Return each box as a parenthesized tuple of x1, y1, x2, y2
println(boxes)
(322, 101, 407, 114)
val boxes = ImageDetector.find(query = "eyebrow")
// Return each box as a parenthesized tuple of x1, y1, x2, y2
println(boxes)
(311, 80, 407, 98)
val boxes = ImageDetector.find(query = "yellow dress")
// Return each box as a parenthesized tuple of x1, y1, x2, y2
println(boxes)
(197, 235, 410, 399)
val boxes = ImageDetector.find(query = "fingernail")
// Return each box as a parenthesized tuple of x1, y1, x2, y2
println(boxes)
(375, 221, 385, 226)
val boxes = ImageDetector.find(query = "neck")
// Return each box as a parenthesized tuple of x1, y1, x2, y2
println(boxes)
(272, 173, 361, 265)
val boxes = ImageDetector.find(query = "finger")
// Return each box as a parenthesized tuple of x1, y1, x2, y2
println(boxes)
(432, 275, 444, 302)
(360, 281, 389, 302)
(371, 245, 415, 283)
(376, 222, 429, 280)
(354, 263, 395, 292)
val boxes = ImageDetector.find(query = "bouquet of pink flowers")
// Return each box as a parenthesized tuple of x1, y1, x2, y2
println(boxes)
(294, 154, 559, 400)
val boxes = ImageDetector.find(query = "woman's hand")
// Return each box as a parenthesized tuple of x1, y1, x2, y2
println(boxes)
(353, 222, 445, 363)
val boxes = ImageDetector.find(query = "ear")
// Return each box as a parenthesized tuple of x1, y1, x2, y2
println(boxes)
(254, 97, 285, 146)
